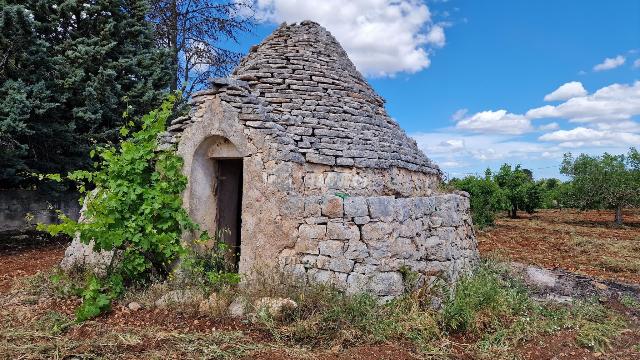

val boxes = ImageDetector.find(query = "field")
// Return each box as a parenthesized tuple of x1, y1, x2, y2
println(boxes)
(1, 209, 639, 359)
(479, 209, 640, 284)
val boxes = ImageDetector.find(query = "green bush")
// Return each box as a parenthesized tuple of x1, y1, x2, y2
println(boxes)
(449, 171, 506, 229)
(39, 95, 224, 321)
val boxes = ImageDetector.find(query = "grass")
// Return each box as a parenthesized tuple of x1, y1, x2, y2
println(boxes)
(1, 260, 634, 359)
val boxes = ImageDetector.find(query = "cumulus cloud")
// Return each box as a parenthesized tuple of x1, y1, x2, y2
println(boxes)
(411, 132, 559, 169)
(538, 127, 640, 148)
(455, 110, 533, 135)
(425, 24, 446, 47)
(538, 122, 560, 131)
(593, 55, 626, 71)
(245, 0, 443, 76)
(543, 81, 587, 101)
(527, 81, 640, 123)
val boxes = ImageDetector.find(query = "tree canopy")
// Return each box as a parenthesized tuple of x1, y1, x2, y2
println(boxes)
(494, 164, 542, 219)
(147, 0, 252, 98)
(560, 148, 640, 224)
(0, 0, 171, 189)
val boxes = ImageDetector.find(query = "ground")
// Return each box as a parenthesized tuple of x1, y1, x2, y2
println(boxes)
(1, 209, 639, 359)
(479, 209, 640, 284)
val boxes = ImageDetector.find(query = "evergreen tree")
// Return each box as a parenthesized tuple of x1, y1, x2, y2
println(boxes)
(0, 0, 171, 189)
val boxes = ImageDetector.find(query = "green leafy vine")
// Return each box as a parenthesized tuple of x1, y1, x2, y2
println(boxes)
(39, 95, 210, 321)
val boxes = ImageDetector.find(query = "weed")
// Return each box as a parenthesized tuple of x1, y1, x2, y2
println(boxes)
(35, 311, 73, 336)
(571, 301, 626, 352)
(442, 261, 532, 334)
(621, 295, 640, 309)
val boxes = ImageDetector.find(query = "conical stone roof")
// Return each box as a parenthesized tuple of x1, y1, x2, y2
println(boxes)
(230, 21, 439, 175)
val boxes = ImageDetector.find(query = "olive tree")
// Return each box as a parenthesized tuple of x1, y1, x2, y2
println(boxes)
(449, 169, 506, 229)
(560, 148, 640, 225)
(494, 164, 542, 218)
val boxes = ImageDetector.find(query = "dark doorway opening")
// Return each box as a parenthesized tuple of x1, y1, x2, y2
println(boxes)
(215, 159, 243, 271)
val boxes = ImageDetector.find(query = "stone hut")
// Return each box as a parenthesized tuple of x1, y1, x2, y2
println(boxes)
(63, 21, 478, 297)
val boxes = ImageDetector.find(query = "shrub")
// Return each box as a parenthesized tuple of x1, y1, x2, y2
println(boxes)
(449, 171, 505, 229)
(38, 95, 232, 321)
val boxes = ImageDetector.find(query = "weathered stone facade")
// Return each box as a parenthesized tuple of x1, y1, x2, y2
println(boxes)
(62, 21, 478, 296)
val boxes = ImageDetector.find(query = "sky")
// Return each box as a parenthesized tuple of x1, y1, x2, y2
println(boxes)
(230, 0, 640, 179)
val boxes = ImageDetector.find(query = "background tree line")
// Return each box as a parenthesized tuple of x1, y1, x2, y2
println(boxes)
(448, 147, 640, 228)
(0, 0, 252, 190)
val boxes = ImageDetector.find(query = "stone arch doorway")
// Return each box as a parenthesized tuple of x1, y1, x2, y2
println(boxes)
(188, 135, 243, 270)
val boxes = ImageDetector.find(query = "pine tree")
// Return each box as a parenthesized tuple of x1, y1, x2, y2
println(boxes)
(0, 0, 172, 189)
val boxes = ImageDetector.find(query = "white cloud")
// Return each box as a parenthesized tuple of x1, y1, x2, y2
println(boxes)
(527, 81, 640, 123)
(538, 122, 559, 131)
(593, 55, 626, 71)
(451, 108, 468, 122)
(245, 0, 443, 76)
(538, 127, 640, 148)
(455, 110, 533, 135)
(543, 81, 587, 101)
(634, 59, 640, 68)
(425, 24, 446, 47)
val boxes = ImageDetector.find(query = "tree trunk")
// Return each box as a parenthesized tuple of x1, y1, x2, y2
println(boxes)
(615, 205, 623, 225)
(169, 0, 179, 92)
(510, 206, 517, 219)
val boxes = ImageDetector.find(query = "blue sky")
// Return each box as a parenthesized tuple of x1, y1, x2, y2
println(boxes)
(230, 0, 640, 179)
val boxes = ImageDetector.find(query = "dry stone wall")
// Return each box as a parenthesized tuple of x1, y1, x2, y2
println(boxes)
(277, 193, 478, 298)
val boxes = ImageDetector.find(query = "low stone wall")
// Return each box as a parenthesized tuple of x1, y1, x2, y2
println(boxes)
(0, 190, 80, 233)
(278, 193, 479, 299)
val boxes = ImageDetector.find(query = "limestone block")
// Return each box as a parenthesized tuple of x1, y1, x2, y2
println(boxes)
(336, 157, 355, 166)
(326, 221, 359, 240)
(328, 257, 355, 273)
(334, 272, 349, 290)
(353, 216, 370, 225)
(321, 195, 343, 218)
(253, 297, 298, 319)
(344, 197, 368, 218)
(344, 240, 369, 260)
(301, 254, 318, 268)
(346, 273, 369, 295)
(325, 172, 351, 189)
(304, 216, 329, 224)
(303, 196, 321, 217)
(395, 198, 412, 222)
(399, 219, 420, 238)
(304, 172, 324, 189)
(353, 263, 378, 274)
(361, 221, 392, 241)
(318, 240, 344, 257)
(367, 196, 395, 219)
(428, 216, 443, 228)
(390, 237, 416, 259)
(295, 238, 320, 254)
(298, 224, 326, 240)
(307, 268, 333, 284)
(368, 272, 404, 296)
(422, 235, 450, 261)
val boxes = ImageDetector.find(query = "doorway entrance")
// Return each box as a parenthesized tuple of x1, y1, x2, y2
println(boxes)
(215, 159, 243, 270)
